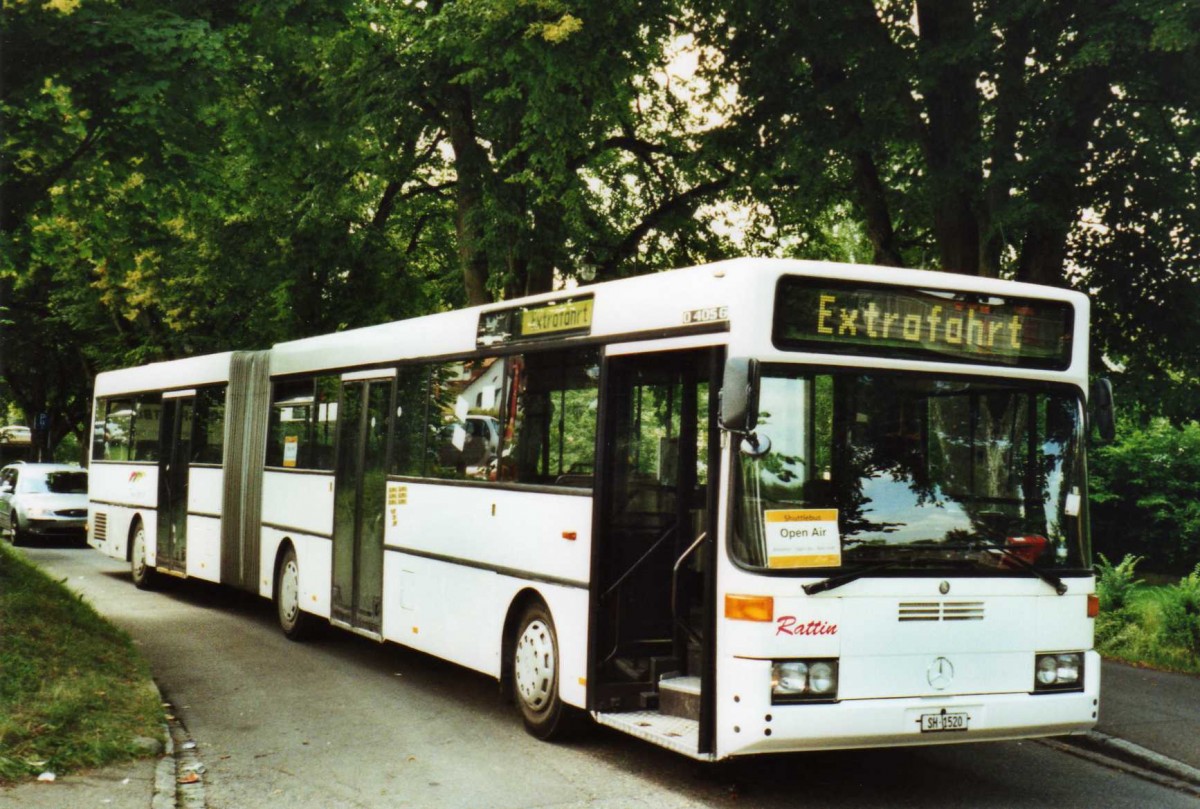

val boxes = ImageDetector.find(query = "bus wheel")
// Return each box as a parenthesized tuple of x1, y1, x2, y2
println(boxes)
(130, 523, 156, 590)
(512, 601, 568, 740)
(276, 546, 315, 641)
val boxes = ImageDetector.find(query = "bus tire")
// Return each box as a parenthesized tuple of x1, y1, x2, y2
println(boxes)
(511, 601, 570, 740)
(130, 522, 156, 590)
(276, 546, 316, 641)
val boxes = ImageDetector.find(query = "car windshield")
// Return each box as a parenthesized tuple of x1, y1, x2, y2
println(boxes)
(22, 470, 88, 495)
(731, 371, 1089, 574)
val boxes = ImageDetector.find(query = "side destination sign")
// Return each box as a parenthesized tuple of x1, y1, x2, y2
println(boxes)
(521, 298, 593, 336)
(772, 277, 1074, 370)
(478, 295, 594, 347)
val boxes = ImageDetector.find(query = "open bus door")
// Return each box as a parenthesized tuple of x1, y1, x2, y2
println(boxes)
(589, 347, 722, 758)
(331, 372, 395, 636)
(156, 393, 194, 575)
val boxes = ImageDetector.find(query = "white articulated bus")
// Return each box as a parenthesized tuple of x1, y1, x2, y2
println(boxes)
(88, 258, 1103, 759)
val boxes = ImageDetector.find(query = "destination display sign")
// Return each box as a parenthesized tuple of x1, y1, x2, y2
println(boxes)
(773, 278, 1074, 369)
(477, 295, 594, 347)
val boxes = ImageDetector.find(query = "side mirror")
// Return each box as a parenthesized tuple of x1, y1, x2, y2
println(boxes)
(720, 358, 761, 433)
(1091, 378, 1116, 442)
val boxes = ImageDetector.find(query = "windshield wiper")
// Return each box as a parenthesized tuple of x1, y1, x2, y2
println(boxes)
(803, 560, 902, 595)
(802, 537, 1069, 596)
(961, 537, 1068, 595)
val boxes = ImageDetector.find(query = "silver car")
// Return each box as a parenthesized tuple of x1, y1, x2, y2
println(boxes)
(0, 463, 89, 546)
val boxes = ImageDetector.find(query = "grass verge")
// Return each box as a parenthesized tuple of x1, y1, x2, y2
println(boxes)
(1095, 555, 1200, 675)
(0, 544, 163, 784)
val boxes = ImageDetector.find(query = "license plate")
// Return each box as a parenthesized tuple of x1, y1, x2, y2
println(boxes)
(920, 711, 969, 733)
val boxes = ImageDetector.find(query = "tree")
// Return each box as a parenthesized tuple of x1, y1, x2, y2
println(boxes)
(1, 0, 231, 451)
(692, 0, 1200, 415)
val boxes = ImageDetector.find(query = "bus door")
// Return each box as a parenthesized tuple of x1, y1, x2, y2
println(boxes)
(331, 372, 394, 635)
(157, 393, 194, 575)
(590, 347, 721, 753)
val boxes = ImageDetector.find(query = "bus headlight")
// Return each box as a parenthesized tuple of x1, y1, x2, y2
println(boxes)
(1034, 652, 1084, 692)
(771, 659, 838, 703)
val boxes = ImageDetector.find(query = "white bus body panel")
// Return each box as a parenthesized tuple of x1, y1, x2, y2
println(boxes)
(184, 465, 224, 583)
(713, 456, 1097, 758)
(260, 527, 333, 618)
(261, 471, 334, 541)
(258, 470, 335, 607)
(381, 482, 592, 708)
(88, 463, 159, 562)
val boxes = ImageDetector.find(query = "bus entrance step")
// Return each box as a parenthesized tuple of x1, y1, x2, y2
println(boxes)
(658, 675, 701, 720)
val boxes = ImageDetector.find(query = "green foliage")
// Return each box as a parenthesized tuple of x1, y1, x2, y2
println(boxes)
(1156, 564, 1200, 657)
(1089, 416, 1200, 574)
(1095, 556, 1200, 673)
(2, 0, 1199, 461)
(0, 545, 163, 783)
(1095, 552, 1144, 612)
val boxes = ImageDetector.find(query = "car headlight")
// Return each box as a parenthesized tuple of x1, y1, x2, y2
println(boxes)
(1034, 652, 1084, 692)
(24, 505, 53, 518)
(771, 659, 838, 703)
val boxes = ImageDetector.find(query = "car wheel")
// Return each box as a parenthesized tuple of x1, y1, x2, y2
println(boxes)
(130, 523, 156, 589)
(512, 601, 572, 740)
(276, 546, 316, 641)
(10, 517, 27, 547)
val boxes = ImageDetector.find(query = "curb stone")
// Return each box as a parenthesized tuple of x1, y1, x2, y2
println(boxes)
(152, 685, 208, 809)
(152, 725, 176, 809)
(1044, 732, 1200, 797)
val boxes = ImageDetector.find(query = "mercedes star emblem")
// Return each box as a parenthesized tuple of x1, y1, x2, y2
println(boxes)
(927, 657, 955, 690)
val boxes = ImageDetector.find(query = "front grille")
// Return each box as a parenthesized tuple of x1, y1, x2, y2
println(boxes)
(898, 602, 941, 621)
(943, 601, 986, 621)
(898, 600, 985, 621)
(93, 512, 107, 541)
(56, 508, 87, 518)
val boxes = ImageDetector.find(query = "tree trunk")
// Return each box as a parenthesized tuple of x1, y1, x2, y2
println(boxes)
(916, 0, 983, 274)
(443, 85, 492, 306)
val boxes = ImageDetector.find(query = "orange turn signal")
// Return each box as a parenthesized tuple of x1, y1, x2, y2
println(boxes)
(1087, 593, 1099, 618)
(725, 594, 775, 622)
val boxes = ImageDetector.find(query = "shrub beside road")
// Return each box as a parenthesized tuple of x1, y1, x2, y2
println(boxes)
(0, 545, 162, 784)
(1095, 554, 1200, 675)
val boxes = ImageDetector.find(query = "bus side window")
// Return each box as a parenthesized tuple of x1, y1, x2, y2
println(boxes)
(101, 398, 136, 461)
(390, 366, 429, 477)
(192, 387, 227, 465)
(502, 348, 599, 488)
(310, 376, 340, 470)
(427, 358, 502, 481)
(92, 399, 109, 461)
(267, 379, 315, 469)
(133, 396, 162, 461)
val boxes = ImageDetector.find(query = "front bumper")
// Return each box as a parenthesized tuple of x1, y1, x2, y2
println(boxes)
(24, 518, 87, 538)
(718, 651, 1100, 757)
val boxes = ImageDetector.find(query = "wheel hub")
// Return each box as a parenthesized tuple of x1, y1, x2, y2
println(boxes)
(280, 560, 300, 622)
(514, 619, 555, 711)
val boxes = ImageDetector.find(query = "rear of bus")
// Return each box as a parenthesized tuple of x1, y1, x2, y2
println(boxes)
(715, 272, 1098, 756)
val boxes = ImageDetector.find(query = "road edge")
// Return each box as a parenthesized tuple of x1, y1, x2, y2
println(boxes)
(1044, 732, 1200, 797)
(151, 683, 208, 809)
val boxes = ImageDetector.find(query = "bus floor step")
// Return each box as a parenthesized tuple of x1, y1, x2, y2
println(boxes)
(658, 675, 701, 721)
(593, 711, 706, 760)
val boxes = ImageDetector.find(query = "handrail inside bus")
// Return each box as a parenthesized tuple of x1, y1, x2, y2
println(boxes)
(671, 532, 708, 646)
(600, 522, 678, 602)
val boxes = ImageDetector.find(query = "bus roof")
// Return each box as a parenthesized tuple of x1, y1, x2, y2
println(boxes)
(90, 259, 1090, 391)
(268, 258, 1088, 378)
(94, 351, 238, 397)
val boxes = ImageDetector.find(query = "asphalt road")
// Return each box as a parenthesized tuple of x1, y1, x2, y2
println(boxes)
(18, 545, 1200, 809)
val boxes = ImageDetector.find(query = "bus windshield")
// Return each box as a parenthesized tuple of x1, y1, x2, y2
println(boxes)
(731, 371, 1089, 574)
